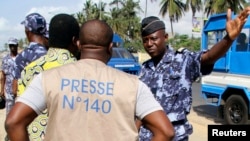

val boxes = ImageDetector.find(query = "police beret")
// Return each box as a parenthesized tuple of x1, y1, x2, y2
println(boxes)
(141, 16, 165, 36)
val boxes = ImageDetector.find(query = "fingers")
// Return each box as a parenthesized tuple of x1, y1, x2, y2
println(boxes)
(244, 6, 250, 13)
(238, 7, 250, 21)
(227, 8, 232, 22)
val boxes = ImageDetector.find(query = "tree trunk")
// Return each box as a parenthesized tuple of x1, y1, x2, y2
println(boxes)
(170, 17, 174, 36)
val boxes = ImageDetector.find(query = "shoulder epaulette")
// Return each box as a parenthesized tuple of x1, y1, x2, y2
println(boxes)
(176, 47, 187, 53)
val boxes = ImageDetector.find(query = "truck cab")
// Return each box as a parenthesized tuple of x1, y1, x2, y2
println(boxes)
(201, 12, 250, 124)
(107, 33, 141, 75)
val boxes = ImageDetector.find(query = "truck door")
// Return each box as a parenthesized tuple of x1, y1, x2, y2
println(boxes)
(207, 30, 230, 72)
(230, 29, 250, 75)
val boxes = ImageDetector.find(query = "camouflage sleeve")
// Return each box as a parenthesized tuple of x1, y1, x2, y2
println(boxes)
(198, 50, 214, 75)
(188, 50, 214, 81)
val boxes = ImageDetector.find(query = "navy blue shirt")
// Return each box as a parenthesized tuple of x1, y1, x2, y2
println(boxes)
(14, 42, 47, 79)
(1, 54, 16, 95)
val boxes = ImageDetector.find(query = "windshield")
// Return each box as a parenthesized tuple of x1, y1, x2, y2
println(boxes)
(112, 48, 134, 59)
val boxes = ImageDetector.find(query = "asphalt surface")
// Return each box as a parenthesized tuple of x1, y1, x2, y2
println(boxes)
(189, 82, 224, 141)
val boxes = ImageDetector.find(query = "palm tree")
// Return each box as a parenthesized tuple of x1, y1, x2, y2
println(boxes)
(204, 0, 247, 18)
(107, 7, 123, 34)
(75, 12, 85, 25)
(145, 0, 157, 17)
(109, 0, 122, 8)
(82, 0, 96, 20)
(75, 0, 109, 23)
(159, 0, 186, 36)
(109, 0, 142, 39)
(185, 0, 202, 17)
(98, 1, 107, 20)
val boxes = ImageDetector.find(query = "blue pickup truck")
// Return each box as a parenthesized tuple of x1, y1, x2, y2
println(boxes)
(201, 12, 250, 124)
(107, 34, 141, 75)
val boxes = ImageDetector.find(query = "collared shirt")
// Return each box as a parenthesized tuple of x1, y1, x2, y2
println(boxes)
(138, 46, 213, 141)
(14, 42, 47, 79)
(18, 47, 77, 141)
(1, 54, 16, 95)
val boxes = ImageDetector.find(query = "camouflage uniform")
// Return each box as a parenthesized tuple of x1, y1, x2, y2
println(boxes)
(1, 54, 16, 114)
(14, 42, 47, 79)
(138, 46, 213, 141)
(14, 13, 48, 79)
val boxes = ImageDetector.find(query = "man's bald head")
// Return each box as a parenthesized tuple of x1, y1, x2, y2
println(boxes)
(79, 19, 113, 47)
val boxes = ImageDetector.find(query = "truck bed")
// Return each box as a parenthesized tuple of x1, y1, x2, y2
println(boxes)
(201, 72, 250, 106)
(202, 72, 250, 89)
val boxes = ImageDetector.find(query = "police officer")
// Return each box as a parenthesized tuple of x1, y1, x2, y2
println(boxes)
(137, 8, 250, 141)
(0, 37, 19, 141)
(12, 13, 48, 96)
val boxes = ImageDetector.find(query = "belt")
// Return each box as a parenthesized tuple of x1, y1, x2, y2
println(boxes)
(172, 119, 186, 126)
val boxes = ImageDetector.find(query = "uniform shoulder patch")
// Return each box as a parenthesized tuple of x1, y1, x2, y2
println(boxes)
(176, 47, 187, 53)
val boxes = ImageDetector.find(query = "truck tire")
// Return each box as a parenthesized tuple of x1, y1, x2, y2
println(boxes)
(224, 95, 248, 124)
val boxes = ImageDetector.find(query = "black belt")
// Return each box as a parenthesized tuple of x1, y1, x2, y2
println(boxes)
(172, 119, 186, 126)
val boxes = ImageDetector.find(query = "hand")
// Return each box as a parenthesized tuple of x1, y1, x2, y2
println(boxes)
(0, 92, 4, 98)
(0, 93, 5, 99)
(226, 7, 250, 40)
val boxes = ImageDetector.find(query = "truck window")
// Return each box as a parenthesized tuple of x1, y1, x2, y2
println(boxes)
(236, 29, 249, 52)
(201, 13, 250, 125)
(208, 30, 226, 49)
(236, 33, 247, 51)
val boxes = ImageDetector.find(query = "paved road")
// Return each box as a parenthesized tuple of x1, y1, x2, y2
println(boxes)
(189, 82, 225, 141)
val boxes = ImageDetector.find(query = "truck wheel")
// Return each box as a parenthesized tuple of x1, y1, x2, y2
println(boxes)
(224, 95, 248, 124)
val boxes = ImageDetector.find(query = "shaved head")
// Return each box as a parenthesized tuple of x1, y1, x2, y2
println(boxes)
(78, 19, 114, 63)
(79, 19, 113, 47)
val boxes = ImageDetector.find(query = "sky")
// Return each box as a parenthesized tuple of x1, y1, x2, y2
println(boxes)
(0, 0, 201, 50)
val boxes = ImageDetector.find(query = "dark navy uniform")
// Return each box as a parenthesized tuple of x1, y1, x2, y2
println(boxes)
(14, 42, 47, 79)
(139, 46, 213, 141)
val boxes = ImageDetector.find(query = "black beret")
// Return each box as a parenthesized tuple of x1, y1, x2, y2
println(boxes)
(141, 16, 165, 36)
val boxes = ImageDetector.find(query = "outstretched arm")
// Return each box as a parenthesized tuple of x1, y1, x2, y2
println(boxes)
(201, 7, 250, 65)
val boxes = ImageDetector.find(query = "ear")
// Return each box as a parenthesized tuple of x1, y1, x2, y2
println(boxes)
(72, 36, 79, 46)
(108, 42, 113, 55)
(76, 38, 81, 50)
(107, 42, 113, 62)
(25, 30, 31, 39)
(165, 33, 169, 39)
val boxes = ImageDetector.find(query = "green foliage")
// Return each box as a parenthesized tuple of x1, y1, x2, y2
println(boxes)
(204, 0, 247, 17)
(168, 34, 201, 51)
(3, 0, 247, 50)
(159, 0, 186, 35)
(124, 39, 144, 53)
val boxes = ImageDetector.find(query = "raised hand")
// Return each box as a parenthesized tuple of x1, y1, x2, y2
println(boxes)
(226, 7, 250, 40)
